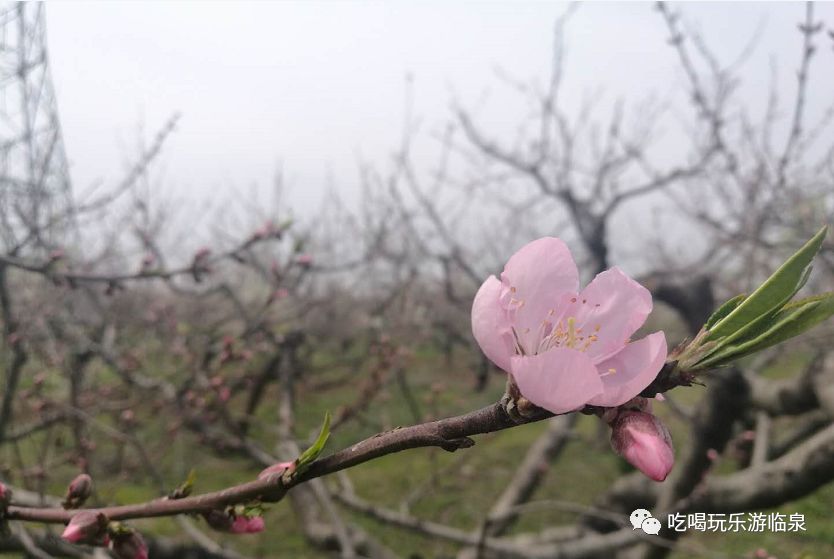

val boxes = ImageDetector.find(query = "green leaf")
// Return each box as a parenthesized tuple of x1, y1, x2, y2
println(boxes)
(697, 292, 834, 368)
(295, 411, 331, 476)
(168, 469, 197, 500)
(706, 226, 827, 341)
(704, 293, 747, 331)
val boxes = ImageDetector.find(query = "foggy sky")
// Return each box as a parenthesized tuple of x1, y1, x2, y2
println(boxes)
(45, 2, 834, 223)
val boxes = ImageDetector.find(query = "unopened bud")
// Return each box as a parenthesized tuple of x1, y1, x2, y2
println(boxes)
(63, 473, 93, 509)
(0, 482, 12, 507)
(610, 411, 675, 482)
(61, 510, 108, 544)
(202, 509, 234, 532)
(202, 509, 265, 535)
(231, 515, 264, 534)
(111, 531, 149, 559)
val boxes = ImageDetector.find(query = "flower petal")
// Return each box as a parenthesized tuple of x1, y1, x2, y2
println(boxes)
(471, 275, 514, 372)
(511, 348, 604, 414)
(558, 267, 653, 362)
(499, 238, 579, 352)
(588, 331, 667, 408)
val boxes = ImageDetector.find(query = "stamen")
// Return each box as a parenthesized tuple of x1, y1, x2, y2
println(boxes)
(567, 317, 576, 348)
(510, 327, 527, 356)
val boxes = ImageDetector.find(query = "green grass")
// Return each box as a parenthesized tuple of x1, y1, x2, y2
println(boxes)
(2, 341, 834, 558)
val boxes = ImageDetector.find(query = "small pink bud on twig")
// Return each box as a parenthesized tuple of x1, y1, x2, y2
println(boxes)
(61, 510, 108, 545)
(218, 386, 231, 402)
(610, 410, 675, 482)
(0, 482, 12, 507)
(202, 509, 234, 532)
(268, 288, 289, 304)
(63, 473, 93, 509)
(202, 507, 266, 535)
(231, 515, 265, 534)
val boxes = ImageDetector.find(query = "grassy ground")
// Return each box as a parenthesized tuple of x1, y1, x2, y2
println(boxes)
(3, 340, 833, 558)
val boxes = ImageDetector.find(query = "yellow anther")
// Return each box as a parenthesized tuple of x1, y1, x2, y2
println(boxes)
(567, 317, 576, 348)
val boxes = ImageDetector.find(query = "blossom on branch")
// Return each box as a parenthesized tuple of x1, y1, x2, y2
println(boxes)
(471, 237, 667, 414)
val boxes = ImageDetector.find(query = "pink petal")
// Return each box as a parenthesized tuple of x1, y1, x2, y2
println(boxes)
(231, 516, 251, 534)
(587, 332, 667, 408)
(558, 267, 653, 362)
(499, 238, 579, 352)
(511, 348, 604, 414)
(61, 524, 83, 543)
(471, 276, 514, 372)
(245, 517, 265, 533)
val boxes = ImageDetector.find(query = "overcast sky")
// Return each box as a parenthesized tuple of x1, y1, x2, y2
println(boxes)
(45, 2, 834, 221)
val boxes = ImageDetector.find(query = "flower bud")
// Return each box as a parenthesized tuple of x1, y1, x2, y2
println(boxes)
(0, 482, 12, 507)
(202, 509, 264, 535)
(231, 515, 264, 534)
(202, 509, 234, 532)
(61, 510, 108, 544)
(111, 531, 149, 559)
(610, 411, 674, 482)
(63, 473, 93, 509)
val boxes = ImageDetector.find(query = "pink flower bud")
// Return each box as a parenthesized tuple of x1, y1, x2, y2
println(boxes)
(610, 411, 674, 482)
(111, 532, 149, 559)
(63, 473, 93, 509)
(268, 288, 289, 304)
(296, 254, 313, 267)
(218, 386, 231, 402)
(231, 515, 265, 534)
(202, 510, 264, 535)
(61, 510, 108, 544)
(0, 482, 12, 507)
(202, 509, 234, 532)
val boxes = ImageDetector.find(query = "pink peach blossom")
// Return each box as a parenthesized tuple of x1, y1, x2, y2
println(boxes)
(610, 410, 674, 481)
(471, 238, 667, 414)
